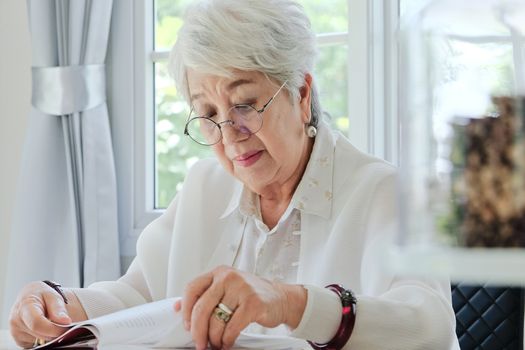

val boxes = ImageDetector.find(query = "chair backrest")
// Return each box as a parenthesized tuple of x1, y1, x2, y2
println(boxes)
(452, 283, 524, 350)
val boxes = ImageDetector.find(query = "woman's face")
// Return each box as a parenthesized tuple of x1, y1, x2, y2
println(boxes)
(186, 70, 313, 195)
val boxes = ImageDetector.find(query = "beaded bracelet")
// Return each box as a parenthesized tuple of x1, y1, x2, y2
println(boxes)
(307, 284, 356, 350)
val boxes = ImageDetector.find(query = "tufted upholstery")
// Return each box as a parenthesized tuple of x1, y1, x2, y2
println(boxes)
(452, 284, 524, 350)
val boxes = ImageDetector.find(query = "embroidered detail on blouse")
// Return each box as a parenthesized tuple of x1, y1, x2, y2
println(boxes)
(284, 235, 294, 247)
(307, 178, 319, 188)
(317, 156, 330, 167)
(232, 124, 335, 287)
(228, 122, 337, 338)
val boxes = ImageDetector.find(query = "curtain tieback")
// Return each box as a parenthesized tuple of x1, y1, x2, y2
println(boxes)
(32, 64, 106, 115)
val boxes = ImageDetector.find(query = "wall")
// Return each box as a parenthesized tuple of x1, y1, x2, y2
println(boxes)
(0, 0, 31, 322)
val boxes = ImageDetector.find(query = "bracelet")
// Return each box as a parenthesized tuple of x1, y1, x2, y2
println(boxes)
(42, 280, 69, 304)
(307, 284, 356, 350)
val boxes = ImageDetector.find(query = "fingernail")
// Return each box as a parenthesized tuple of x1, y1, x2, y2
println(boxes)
(59, 312, 72, 322)
(184, 320, 190, 331)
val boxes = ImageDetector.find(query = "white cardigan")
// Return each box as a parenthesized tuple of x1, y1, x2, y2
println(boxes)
(75, 123, 459, 349)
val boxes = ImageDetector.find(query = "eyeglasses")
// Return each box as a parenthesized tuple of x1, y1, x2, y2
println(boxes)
(184, 80, 288, 146)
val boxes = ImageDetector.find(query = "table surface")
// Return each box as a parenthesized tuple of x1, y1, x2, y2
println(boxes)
(0, 331, 16, 350)
(0, 331, 164, 350)
(0, 330, 304, 349)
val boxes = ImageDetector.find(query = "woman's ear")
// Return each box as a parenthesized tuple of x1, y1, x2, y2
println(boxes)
(299, 73, 313, 124)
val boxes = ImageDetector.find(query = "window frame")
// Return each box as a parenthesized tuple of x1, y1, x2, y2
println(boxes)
(348, 0, 399, 163)
(108, 0, 400, 259)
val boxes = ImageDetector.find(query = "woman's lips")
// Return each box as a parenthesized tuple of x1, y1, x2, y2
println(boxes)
(234, 150, 263, 167)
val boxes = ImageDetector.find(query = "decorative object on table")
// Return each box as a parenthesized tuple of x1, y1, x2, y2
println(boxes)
(398, 0, 525, 249)
(449, 96, 525, 247)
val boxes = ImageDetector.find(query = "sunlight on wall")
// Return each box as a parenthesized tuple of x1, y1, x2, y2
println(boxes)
(0, 0, 31, 326)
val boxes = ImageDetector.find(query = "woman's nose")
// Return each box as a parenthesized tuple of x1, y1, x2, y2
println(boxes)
(219, 120, 250, 144)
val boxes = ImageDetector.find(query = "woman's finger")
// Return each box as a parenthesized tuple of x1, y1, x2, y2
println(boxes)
(19, 298, 65, 340)
(182, 272, 213, 331)
(207, 296, 237, 349)
(221, 303, 252, 350)
(42, 292, 72, 325)
(9, 316, 38, 349)
(173, 299, 182, 312)
(10, 328, 36, 349)
(207, 309, 226, 350)
(190, 281, 225, 350)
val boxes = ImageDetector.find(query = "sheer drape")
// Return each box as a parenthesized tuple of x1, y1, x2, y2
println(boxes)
(2, 0, 120, 324)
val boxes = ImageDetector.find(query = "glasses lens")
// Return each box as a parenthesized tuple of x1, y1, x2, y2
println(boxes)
(229, 105, 262, 134)
(186, 117, 221, 145)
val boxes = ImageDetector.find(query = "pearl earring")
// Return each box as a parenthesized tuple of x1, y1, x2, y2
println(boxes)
(305, 124, 317, 138)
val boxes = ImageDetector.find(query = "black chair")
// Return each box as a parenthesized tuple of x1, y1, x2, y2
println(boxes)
(452, 284, 525, 350)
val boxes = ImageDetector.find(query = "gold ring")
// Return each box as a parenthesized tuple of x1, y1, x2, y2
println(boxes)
(33, 338, 47, 347)
(213, 302, 233, 323)
(217, 302, 233, 315)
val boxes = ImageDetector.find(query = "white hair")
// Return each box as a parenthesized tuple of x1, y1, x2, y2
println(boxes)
(169, 0, 323, 126)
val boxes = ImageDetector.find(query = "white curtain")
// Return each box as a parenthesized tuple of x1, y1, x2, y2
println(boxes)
(2, 0, 120, 324)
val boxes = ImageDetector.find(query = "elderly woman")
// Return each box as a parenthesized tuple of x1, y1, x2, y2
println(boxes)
(9, 0, 459, 349)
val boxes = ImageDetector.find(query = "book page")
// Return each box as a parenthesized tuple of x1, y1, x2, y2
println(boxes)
(33, 298, 308, 349)
(33, 298, 184, 349)
(84, 297, 184, 346)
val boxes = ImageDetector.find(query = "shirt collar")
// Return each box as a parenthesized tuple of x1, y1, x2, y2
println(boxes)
(220, 180, 244, 219)
(220, 181, 262, 220)
(288, 120, 335, 219)
(220, 120, 336, 220)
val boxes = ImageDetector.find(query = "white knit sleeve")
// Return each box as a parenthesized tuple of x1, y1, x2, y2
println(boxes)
(71, 195, 179, 319)
(72, 259, 151, 319)
(341, 174, 458, 350)
(289, 284, 342, 343)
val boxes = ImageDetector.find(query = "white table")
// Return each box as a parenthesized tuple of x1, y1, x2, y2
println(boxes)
(0, 331, 17, 350)
(0, 331, 192, 350)
(0, 330, 308, 349)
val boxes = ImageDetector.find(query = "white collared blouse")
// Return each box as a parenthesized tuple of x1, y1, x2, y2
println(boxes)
(74, 121, 459, 349)
(229, 132, 340, 337)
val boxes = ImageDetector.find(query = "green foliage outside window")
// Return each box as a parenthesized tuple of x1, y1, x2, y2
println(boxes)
(155, 0, 349, 208)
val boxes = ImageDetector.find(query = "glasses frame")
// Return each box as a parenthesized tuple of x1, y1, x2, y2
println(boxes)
(184, 80, 288, 146)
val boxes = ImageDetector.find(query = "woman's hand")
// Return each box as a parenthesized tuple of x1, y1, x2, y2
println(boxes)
(9, 281, 87, 349)
(175, 265, 307, 350)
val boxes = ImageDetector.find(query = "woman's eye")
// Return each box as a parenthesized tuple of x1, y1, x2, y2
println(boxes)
(235, 105, 253, 112)
(199, 112, 216, 120)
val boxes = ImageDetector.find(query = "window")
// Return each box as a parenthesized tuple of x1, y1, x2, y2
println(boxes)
(399, 0, 518, 119)
(108, 0, 400, 258)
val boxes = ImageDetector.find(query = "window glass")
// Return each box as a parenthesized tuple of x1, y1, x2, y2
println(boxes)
(296, 0, 348, 33)
(155, 62, 213, 208)
(155, 0, 192, 50)
(316, 44, 349, 134)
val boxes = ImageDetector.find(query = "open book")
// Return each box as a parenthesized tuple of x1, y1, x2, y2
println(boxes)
(33, 298, 308, 349)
